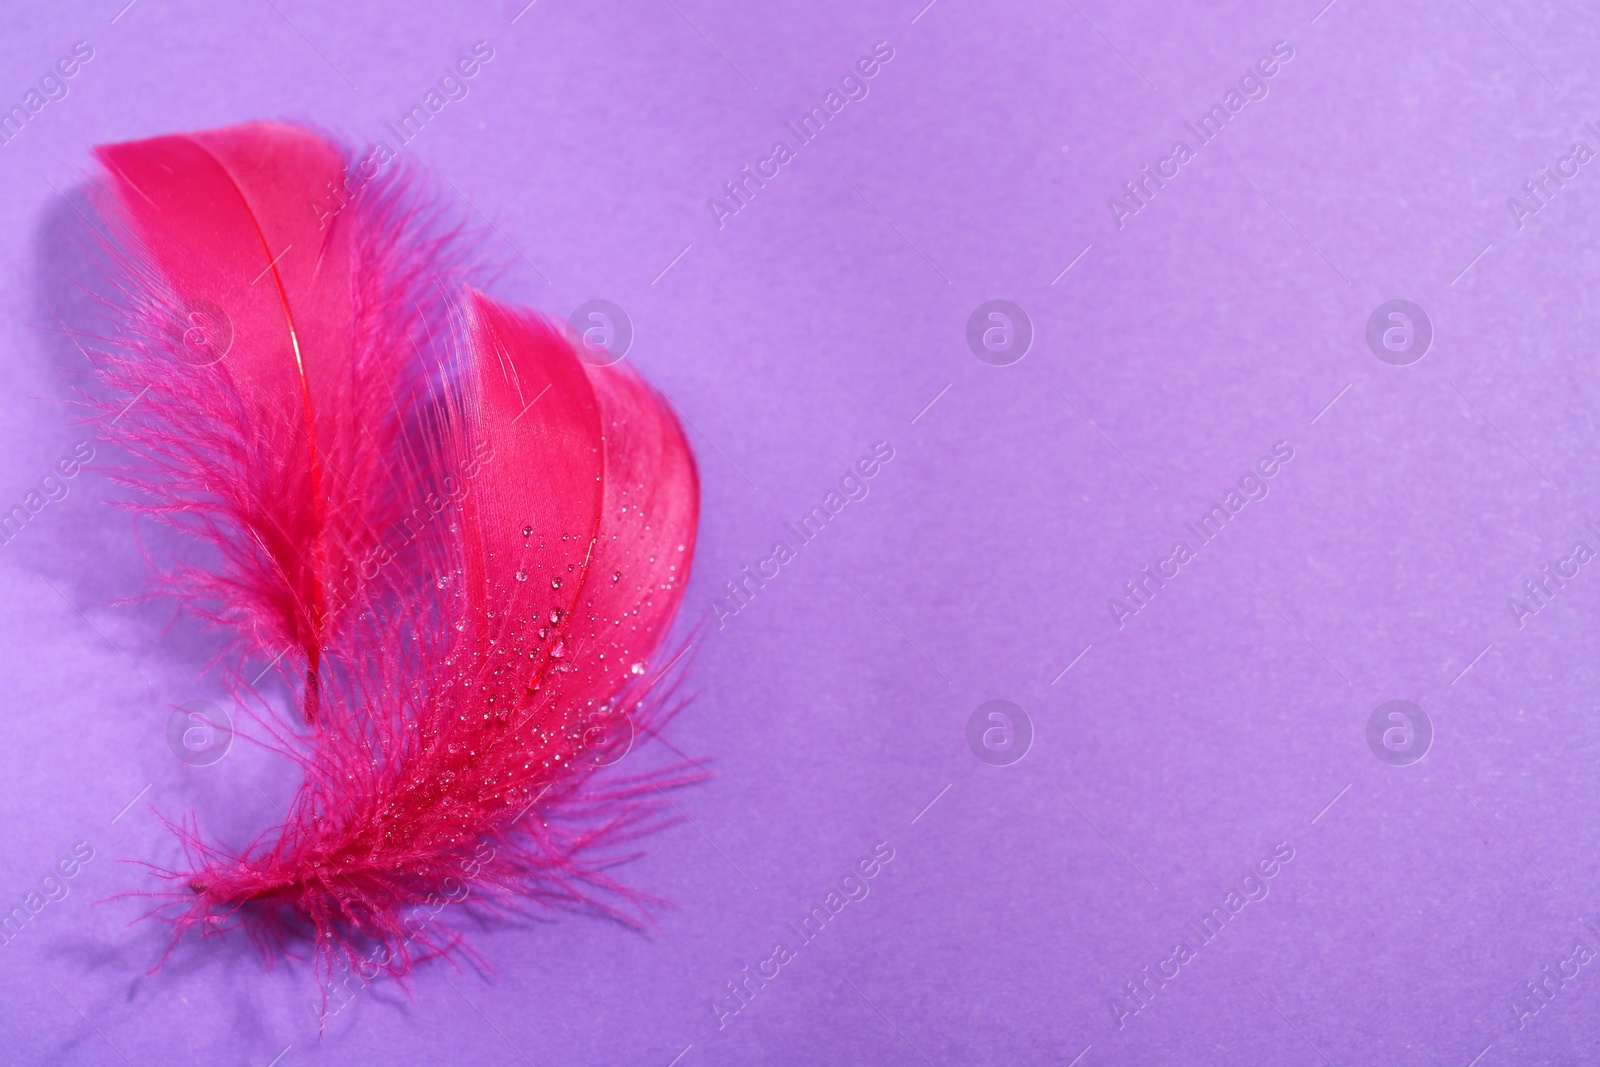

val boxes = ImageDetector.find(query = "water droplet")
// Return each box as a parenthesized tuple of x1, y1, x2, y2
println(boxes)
(551, 577, 563, 589)
(522, 525, 533, 537)
(630, 662, 645, 675)
(612, 570, 622, 583)
(436, 574, 450, 589)
(551, 640, 566, 658)
(516, 569, 529, 582)
(453, 619, 466, 631)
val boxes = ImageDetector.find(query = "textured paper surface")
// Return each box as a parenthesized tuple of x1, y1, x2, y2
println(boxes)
(2, 1, 1598, 1064)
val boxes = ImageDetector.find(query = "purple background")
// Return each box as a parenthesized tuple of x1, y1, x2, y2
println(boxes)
(3, 0, 1600, 1063)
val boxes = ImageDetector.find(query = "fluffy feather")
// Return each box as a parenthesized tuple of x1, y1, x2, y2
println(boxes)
(92, 122, 462, 718)
(83, 123, 702, 976)
(160, 291, 699, 977)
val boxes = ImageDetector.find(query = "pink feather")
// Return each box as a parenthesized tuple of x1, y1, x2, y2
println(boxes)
(162, 290, 700, 975)
(84, 122, 702, 977)
(92, 121, 464, 719)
